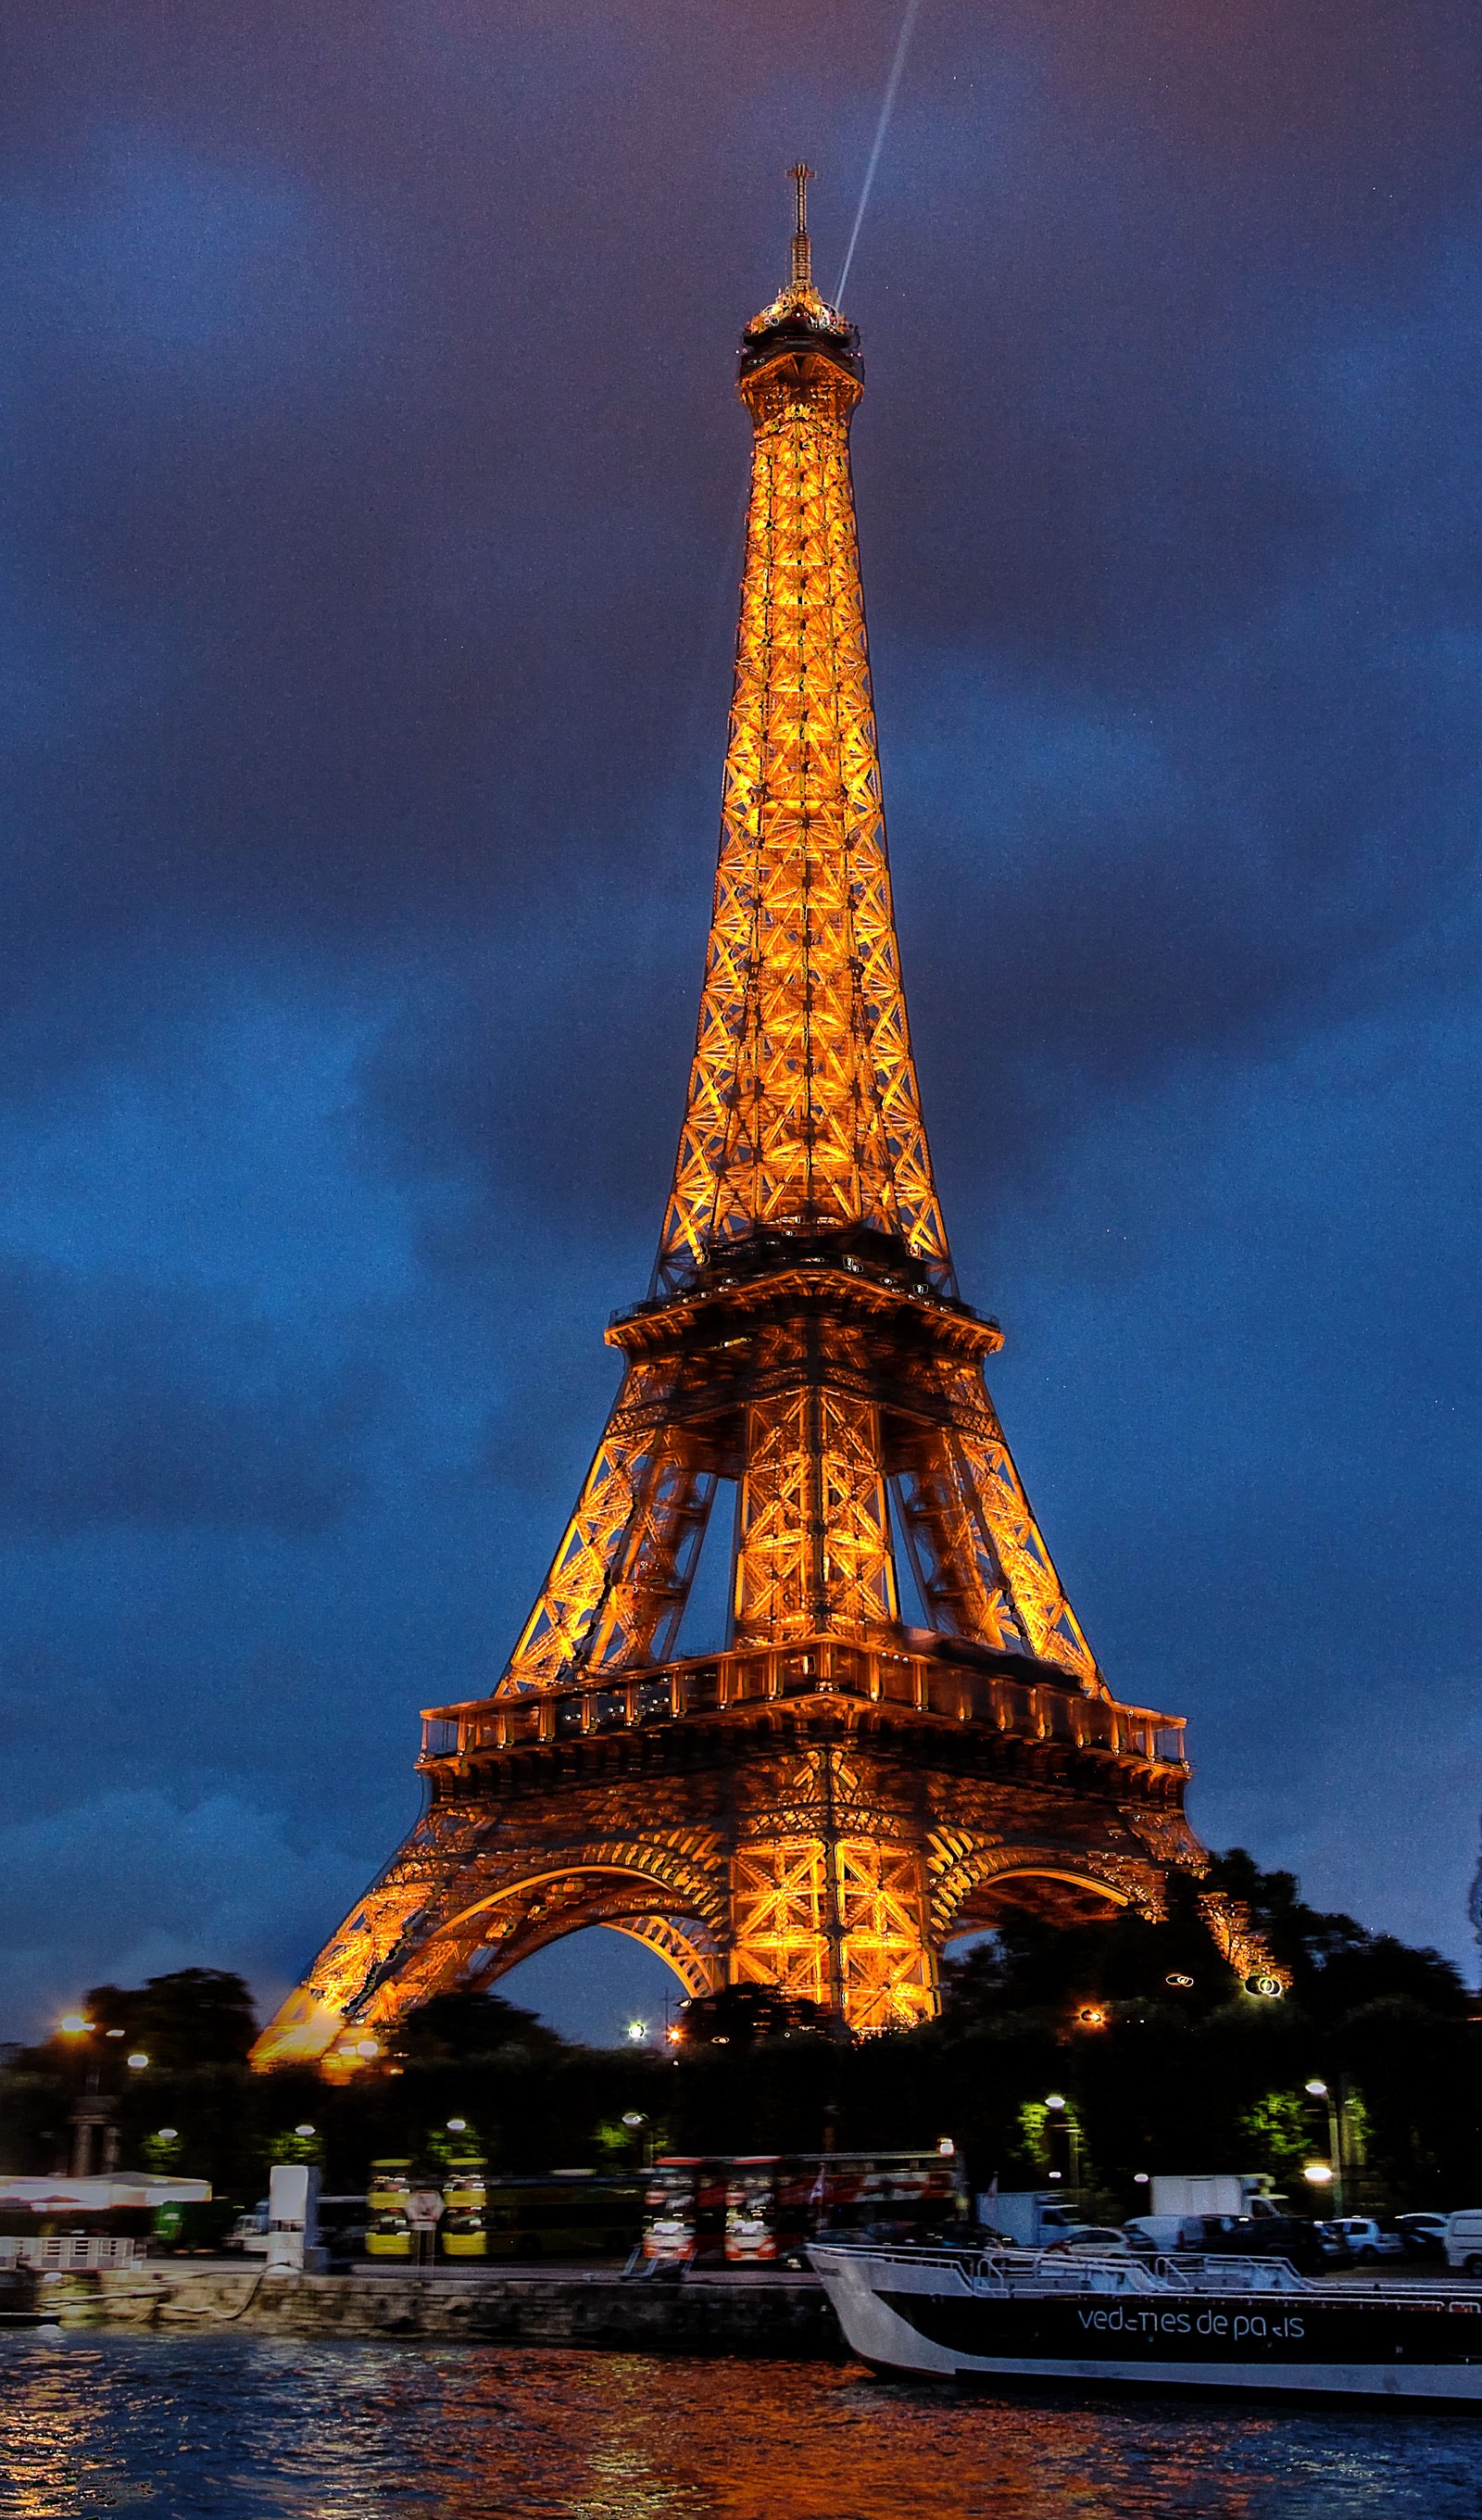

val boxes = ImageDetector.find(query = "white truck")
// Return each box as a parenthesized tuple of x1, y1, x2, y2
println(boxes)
(1125, 2177, 1286, 2253)
(979, 2191, 1094, 2248)
(1444, 2211, 1482, 2275)
(1149, 2175, 1278, 2220)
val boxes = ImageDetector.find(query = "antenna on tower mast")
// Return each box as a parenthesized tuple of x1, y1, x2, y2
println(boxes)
(788, 161, 815, 289)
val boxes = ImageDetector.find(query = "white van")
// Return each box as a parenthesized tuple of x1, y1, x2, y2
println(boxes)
(1443, 2211, 1482, 2274)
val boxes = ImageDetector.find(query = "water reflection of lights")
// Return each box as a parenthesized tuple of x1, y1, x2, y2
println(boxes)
(0, 2334, 1475, 2518)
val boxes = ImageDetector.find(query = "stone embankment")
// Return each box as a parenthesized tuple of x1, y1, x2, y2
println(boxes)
(36, 2262, 845, 2356)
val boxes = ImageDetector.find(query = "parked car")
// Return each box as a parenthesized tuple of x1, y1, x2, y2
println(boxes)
(1312, 2222, 1356, 2263)
(1193, 2211, 1339, 2272)
(1055, 2225, 1131, 2253)
(1444, 2211, 1482, 2275)
(1327, 2216, 1403, 2264)
(1393, 2212, 1448, 2262)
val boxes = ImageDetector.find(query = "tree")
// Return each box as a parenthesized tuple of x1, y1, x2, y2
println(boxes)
(673, 1985, 830, 2048)
(941, 1874, 1239, 2027)
(389, 1987, 561, 2063)
(82, 1970, 257, 2069)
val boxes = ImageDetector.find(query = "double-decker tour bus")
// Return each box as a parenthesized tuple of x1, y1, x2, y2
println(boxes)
(644, 2150, 967, 2267)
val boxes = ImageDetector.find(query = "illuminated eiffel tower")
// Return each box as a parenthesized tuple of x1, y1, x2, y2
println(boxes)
(254, 171, 1211, 2073)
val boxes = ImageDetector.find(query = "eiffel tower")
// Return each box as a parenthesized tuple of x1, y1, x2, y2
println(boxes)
(253, 171, 1210, 2074)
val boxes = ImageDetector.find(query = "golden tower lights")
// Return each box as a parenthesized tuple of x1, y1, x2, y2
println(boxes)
(252, 177, 1207, 2074)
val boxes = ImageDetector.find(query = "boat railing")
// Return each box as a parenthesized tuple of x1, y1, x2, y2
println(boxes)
(811, 2241, 1317, 2297)
(1142, 2253, 1311, 2294)
(969, 2249, 1164, 2296)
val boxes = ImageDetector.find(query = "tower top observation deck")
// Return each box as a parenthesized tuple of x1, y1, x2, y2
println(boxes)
(739, 160, 860, 389)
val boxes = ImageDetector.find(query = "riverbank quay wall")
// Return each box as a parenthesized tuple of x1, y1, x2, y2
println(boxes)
(34, 2262, 844, 2356)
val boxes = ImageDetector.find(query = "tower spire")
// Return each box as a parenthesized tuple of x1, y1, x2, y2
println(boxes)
(658, 169, 943, 1294)
(789, 160, 814, 290)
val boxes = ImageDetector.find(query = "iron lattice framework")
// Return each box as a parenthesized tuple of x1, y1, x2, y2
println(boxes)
(254, 177, 1213, 2076)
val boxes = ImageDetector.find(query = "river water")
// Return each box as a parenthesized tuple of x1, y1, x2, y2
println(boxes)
(3, 2334, 1480, 2519)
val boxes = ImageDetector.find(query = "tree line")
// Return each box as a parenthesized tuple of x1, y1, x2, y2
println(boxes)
(2, 1854, 1476, 2214)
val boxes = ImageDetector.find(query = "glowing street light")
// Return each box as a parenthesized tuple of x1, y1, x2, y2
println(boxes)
(1304, 2079, 1344, 2211)
(295, 2123, 316, 2139)
(157, 2126, 179, 2143)
(58, 2015, 93, 2037)
(126, 2052, 150, 2072)
(446, 2118, 468, 2134)
(626, 2020, 647, 2045)
(1303, 2162, 1334, 2186)
(1044, 2093, 1066, 2110)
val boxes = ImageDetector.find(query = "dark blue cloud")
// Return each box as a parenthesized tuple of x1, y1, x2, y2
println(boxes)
(0, 1255, 376, 1535)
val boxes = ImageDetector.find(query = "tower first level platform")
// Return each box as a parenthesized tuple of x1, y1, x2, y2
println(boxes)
(260, 1633, 1199, 2071)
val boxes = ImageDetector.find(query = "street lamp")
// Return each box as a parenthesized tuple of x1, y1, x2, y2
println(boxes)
(1304, 2080, 1344, 2212)
(1042, 2094, 1077, 2191)
(626, 2020, 647, 2045)
(1303, 2162, 1334, 2187)
(447, 2118, 468, 2134)
(58, 2015, 93, 2037)
(126, 2052, 150, 2072)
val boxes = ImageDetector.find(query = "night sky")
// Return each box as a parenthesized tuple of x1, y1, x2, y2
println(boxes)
(2, 2, 1479, 2044)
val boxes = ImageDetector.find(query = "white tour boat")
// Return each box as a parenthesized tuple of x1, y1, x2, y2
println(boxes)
(809, 2241, 1482, 2406)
